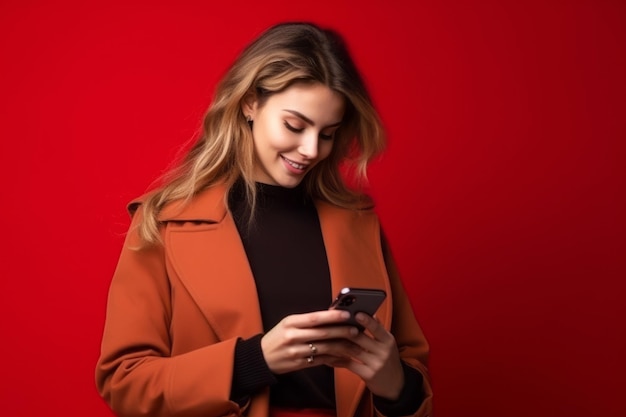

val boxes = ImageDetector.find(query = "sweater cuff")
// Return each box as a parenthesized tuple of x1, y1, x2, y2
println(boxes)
(372, 362, 424, 416)
(230, 334, 277, 404)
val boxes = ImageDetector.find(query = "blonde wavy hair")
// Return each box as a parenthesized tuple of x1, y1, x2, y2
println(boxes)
(137, 22, 386, 244)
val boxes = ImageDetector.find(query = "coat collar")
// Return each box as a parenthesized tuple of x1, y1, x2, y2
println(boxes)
(158, 184, 229, 222)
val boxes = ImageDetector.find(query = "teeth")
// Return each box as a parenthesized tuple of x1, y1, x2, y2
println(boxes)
(284, 157, 306, 170)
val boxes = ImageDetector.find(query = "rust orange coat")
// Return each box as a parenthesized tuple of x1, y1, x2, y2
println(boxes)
(96, 184, 433, 417)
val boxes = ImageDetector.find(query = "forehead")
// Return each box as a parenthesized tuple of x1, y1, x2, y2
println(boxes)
(262, 83, 345, 122)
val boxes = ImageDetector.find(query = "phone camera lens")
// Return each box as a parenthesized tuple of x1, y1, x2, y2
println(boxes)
(340, 295, 356, 307)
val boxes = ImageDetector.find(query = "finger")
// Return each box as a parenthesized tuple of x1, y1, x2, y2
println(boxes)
(272, 323, 359, 355)
(284, 309, 351, 329)
(296, 341, 360, 368)
(266, 340, 348, 372)
(312, 336, 381, 368)
(347, 331, 379, 354)
(295, 324, 360, 344)
(312, 339, 361, 359)
(308, 354, 354, 367)
(346, 330, 401, 373)
(328, 356, 369, 373)
(355, 313, 393, 342)
(326, 348, 394, 378)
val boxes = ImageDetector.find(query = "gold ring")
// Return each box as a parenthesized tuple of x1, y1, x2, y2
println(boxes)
(306, 355, 314, 364)
(309, 343, 317, 356)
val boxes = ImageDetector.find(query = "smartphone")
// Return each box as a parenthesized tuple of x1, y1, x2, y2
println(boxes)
(329, 287, 387, 331)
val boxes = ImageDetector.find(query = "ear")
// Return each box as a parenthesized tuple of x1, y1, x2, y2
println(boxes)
(241, 90, 258, 120)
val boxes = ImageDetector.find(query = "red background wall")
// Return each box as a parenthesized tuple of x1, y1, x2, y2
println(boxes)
(1, 1, 624, 416)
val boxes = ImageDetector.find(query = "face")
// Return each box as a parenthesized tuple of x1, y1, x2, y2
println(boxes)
(243, 82, 345, 188)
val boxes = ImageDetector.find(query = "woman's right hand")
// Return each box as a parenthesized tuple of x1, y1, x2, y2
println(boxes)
(261, 309, 361, 374)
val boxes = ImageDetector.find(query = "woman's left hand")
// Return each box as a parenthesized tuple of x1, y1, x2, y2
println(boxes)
(328, 312, 405, 400)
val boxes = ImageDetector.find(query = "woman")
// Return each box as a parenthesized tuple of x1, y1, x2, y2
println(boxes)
(96, 22, 433, 417)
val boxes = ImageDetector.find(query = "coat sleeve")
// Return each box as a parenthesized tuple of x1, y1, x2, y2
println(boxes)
(378, 233, 434, 417)
(95, 206, 247, 417)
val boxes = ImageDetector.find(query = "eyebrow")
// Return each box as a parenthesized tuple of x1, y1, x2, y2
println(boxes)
(282, 109, 342, 128)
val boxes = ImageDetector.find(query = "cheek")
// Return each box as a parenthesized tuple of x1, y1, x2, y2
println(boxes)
(260, 120, 292, 149)
(319, 141, 334, 160)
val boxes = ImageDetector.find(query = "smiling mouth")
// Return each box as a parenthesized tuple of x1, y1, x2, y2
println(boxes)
(281, 156, 308, 170)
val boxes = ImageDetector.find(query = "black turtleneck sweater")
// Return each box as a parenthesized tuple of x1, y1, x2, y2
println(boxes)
(227, 181, 423, 414)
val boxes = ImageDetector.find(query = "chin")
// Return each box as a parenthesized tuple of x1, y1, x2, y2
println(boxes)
(269, 171, 307, 188)
(276, 178, 303, 188)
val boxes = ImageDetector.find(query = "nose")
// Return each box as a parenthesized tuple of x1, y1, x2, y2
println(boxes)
(298, 132, 319, 160)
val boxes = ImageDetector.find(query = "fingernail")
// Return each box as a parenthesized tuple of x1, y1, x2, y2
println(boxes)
(356, 313, 367, 323)
(340, 311, 350, 319)
(350, 327, 359, 336)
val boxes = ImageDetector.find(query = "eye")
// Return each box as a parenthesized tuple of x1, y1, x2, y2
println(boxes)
(284, 121, 304, 133)
(319, 132, 334, 141)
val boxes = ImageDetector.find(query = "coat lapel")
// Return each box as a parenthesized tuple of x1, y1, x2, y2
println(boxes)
(161, 184, 264, 341)
(316, 201, 392, 417)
